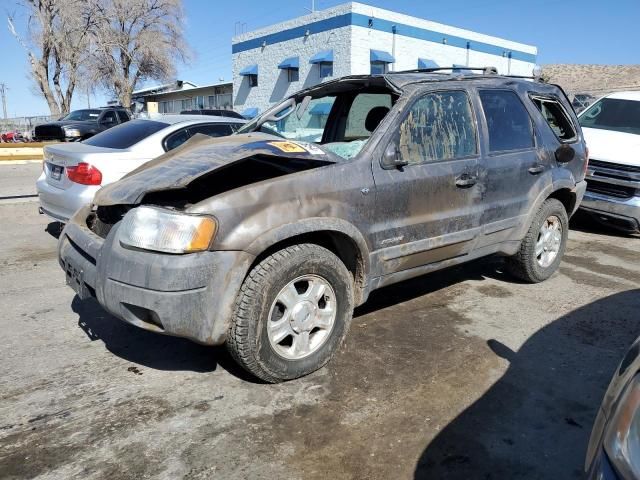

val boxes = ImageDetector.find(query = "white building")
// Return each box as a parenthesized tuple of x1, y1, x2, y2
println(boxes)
(232, 2, 537, 117)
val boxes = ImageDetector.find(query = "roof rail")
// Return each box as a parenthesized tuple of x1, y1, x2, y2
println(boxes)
(392, 66, 541, 81)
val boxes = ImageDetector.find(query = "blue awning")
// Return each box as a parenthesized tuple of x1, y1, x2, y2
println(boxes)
(370, 49, 395, 63)
(278, 56, 299, 70)
(309, 50, 333, 64)
(309, 103, 332, 115)
(241, 107, 259, 119)
(418, 58, 438, 69)
(452, 64, 473, 74)
(239, 64, 258, 76)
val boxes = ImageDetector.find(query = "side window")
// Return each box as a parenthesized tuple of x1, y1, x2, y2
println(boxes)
(530, 96, 577, 142)
(164, 128, 190, 151)
(398, 90, 478, 165)
(117, 110, 129, 123)
(479, 90, 534, 152)
(101, 111, 117, 125)
(188, 124, 234, 138)
(345, 93, 392, 140)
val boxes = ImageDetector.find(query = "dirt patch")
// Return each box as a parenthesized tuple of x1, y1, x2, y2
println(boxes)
(475, 284, 513, 298)
(563, 254, 640, 284)
(560, 265, 628, 290)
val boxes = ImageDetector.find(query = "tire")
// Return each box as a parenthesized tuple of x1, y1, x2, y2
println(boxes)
(227, 243, 354, 383)
(506, 198, 569, 283)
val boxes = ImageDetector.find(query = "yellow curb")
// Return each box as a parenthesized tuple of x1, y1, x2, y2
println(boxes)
(0, 159, 43, 165)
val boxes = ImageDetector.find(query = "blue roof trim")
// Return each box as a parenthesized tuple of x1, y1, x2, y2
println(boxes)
(309, 103, 332, 115)
(309, 49, 333, 64)
(232, 12, 536, 63)
(370, 49, 395, 63)
(239, 64, 258, 76)
(241, 107, 259, 118)
(418, 58, 439, 69)
(278, 56, 299, 70)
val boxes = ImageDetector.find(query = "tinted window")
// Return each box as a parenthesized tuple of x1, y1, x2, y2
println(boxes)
(579, 98, 640, 135)
(188, 124, 234, 137)
(345, 93, 392, 140)
(62, 109, 101, 121)
(480, 90, 534, 152)
(83, 119, 169, 149)
(101, 111, 117, 124)
(117, 110, 129, 123)
(398, 90, 478, 165)
(164, 128, 190, 151)
(531, 96, 577, 142)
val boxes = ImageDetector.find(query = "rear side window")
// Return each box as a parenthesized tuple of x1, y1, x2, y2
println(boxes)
(479, 90, 534, 152)
(164, 128, 190, 151)
(530, 96, 577, 142)
(117, 110, 129, 123)
(83, 119, 169, 149)
(188, 123, 234, 137)
(398, 90, 478, 165)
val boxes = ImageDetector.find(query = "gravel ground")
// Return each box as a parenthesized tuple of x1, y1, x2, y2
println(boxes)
(0, 163, 639, 480)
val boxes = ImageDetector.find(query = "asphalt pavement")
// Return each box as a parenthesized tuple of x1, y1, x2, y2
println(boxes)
(1, 161, 639, 480)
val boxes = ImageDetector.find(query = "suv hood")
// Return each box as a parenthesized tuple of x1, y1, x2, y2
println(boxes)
(582, 127, 640, 166)
(94, 133, 339, 206)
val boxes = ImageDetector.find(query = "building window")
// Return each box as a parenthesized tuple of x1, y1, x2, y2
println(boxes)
(319, 62, 333, 79)
(208, 95, 216, 108)
(181, 99, 192, 111)
(160, 101, 174, 114)
(288, 69, 299, 82)
(248, 75, 258, 87)
(195, 96, 205, 109)
(217, 94, 232, 109)
(370, 61, 388, 75)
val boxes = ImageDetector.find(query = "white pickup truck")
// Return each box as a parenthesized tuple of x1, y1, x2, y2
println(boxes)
(579, 91, 640, 233)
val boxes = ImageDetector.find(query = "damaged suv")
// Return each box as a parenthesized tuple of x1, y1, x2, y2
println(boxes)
(58, 71, 588, 382)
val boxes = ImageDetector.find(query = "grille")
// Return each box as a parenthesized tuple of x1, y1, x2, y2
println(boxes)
(586, 180, 636, 199)
(86, 205, 129, 239)
(589, 159, 640, 174)
(34, 125, 64, 140)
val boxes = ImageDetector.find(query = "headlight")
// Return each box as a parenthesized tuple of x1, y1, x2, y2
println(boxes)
(118, 206, 217, 254)
(604, 375, 640, 478)
(64, 128, 81, 137)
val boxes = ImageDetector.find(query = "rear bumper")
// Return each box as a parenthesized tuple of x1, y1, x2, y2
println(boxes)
(58, 206, 254, 345)
(580, 191, 640, 232)
(36, 173, 98, 222)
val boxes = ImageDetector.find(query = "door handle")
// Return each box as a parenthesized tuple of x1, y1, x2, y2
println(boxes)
(455, 174, 477, 188)
(528, 164, 545, 175)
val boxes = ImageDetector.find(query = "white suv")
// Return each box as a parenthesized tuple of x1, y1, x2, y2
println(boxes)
(579, 91, 640, 233)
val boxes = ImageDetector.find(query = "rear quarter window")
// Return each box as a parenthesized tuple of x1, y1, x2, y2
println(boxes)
(530, 95, 577, 142)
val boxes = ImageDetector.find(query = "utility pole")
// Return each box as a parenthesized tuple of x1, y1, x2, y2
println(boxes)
(0, 83, 7, 120)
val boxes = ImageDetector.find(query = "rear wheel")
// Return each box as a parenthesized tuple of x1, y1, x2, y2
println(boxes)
(227, 243, 354, 383)
(506, 198, 568, 283)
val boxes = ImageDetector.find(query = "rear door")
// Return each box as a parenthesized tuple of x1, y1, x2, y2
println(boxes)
(371, 87, 483, 276)
(473, 88, 549, 247)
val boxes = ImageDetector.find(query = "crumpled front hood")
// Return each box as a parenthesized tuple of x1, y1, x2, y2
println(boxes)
(93, 132, 338, 206)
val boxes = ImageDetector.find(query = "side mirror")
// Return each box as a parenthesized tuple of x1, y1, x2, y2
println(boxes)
(383, 142, 409, 169)
(555, 144, 575, 163)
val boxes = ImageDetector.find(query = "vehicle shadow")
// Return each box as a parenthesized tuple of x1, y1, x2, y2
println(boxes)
(570, 210, 639, 239)
(414, 289, 640, 479)
(71, 296, 259, 381)
(45, 221, 64, 239)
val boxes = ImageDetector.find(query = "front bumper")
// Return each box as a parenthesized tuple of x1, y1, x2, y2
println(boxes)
(58, 206, 254, 345)
(580, 191, 640, 232)
(36, 173, 98, 222)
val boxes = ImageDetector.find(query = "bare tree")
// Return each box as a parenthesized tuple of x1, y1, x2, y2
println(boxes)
(92, 0, 189, 108)
(8, 0, 96, 116)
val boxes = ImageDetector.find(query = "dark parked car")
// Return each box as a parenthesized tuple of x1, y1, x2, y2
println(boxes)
(586, 331, 640, 479)
(34, 107, 130, 142)
(58, 70, 588, 382)
(180, 109, 245, 119)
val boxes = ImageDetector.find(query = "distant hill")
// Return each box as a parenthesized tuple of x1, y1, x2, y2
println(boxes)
(542, 64, 640, 97)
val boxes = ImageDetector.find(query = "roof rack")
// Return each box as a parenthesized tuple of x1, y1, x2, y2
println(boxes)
(392, 66, 540, 81)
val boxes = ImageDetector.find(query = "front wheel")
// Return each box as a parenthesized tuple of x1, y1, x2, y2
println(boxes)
(227, 243, 354, 383)
(506, 198, 569, 283)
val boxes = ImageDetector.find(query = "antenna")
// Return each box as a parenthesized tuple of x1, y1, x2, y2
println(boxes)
(304, 0, 316, 13)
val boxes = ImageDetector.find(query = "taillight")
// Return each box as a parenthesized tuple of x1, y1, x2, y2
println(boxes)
(66, 162, 102, 185)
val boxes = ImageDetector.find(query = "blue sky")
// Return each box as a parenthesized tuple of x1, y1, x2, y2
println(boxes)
(1, 0, 638, 117)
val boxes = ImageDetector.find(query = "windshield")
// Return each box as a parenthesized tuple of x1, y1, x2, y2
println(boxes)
(83, 119, 169, 149)
(579, 98, 640, 135)
(61, 109, 102, 121)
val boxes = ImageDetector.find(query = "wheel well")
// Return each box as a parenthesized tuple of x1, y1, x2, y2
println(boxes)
(248, 231, 367, 305)
(548, 188, 576, 215)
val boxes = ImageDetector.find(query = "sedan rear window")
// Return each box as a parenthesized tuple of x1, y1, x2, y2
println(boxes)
(83, 119, 169, 149)
(579, 98, 640, 135)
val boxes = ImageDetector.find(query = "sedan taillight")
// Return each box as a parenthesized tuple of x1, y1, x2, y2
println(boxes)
(66, 163, 102, 185)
